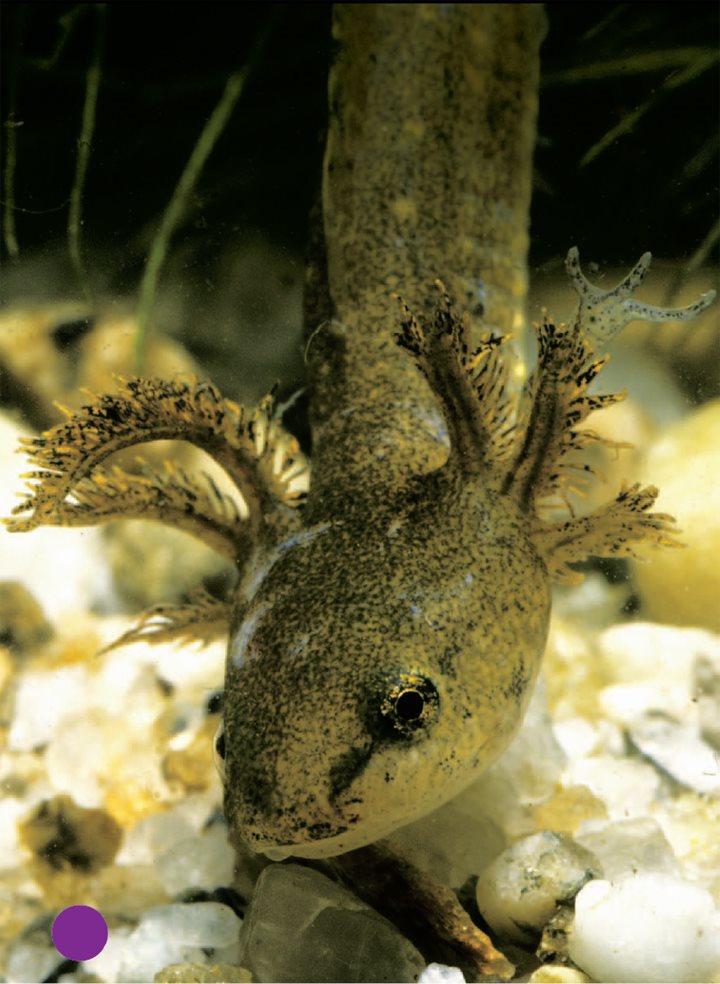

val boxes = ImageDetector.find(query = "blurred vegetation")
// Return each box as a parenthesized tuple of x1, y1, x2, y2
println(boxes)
(0, 3, 717, 386)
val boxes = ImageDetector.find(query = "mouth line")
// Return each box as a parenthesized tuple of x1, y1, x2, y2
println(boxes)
(254, 830, 354, 861)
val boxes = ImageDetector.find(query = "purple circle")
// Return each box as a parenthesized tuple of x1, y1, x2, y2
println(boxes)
(52, 905, 108, 962)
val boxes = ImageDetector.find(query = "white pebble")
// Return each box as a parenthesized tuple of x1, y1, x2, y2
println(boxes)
(561, 754, 660, 820)
(156, 824, 235, 895)
(628, 714, 720, 796)
(569, 873, 720, 983)
(476, 831, 598, 943)
(418, 963, 466, 984)
(0, 797, 28, 868)
(116, 811, 198, 865)
(576, 817, 680, 881)
(6, 938, 61, 984)
(9, 666, 90, 751)
(116, 938, 206, 983)
(81, 925, 133, 984)
(598, 622, 717, 687)
(0, 414, 114, 619)
(138, 902, 242, 948)
(552, 715, 625, 760)
(44, 707, 167, 807)
(116, 903, 242, 983)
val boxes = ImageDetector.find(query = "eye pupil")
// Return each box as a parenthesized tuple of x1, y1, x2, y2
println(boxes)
(371, 673, 439, 739)
(395, 689, 425, 721)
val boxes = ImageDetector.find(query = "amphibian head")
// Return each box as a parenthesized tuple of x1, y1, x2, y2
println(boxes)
(222, 469, 550, 860)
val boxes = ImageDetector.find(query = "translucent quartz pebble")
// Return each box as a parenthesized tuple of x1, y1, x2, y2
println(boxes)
(475, 830, 600, 944)
(576, 817, 680, 881)
(82, 925, 133, 984)
(156, 823, 235, 895)
(569, 873, 720, 983)
(9, 664, 94, 751)
(139, 901, 241, 947)
(116, 902, 242, 983)
(627, 713, 720, 796)
(238, 862, 425, 983)
(5, 917, 62, 984)
(418, 963, 466, 983)
(598, 622, 713, 692)
(561, 753, 660, 821)
(116, 809, 197, 865)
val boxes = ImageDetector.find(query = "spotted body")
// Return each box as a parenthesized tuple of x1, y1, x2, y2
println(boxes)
(6, 5, 715, 864)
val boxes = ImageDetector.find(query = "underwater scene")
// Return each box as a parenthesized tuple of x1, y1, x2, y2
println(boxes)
(1, 4, 719, 983)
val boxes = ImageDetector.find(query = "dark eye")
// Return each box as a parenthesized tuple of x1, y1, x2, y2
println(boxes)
(51, 316, 95, 350)
(206, 690, 224, 715)
(213, 722, 226, 779)
(378, 673, 440, 738)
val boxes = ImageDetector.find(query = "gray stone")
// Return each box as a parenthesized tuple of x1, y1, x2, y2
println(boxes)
(238, 862, 425, 983)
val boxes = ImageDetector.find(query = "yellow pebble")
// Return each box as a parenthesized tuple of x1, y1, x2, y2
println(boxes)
(534, 784, 608, 835)
(632, 399, 720, 631)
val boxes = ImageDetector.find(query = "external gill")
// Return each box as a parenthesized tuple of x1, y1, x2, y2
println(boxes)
(8, 459, 251, 562)
(395, 250, 714, 585)
(394, 282, 515, 480)
(100, 588, 232, 652)
(5, 376, 309, 646)
(7, 376, 308, 535)
(534, 483, 681, 585)
(517, 248, 714, 582)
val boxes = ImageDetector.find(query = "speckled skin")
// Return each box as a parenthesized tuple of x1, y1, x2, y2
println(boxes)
(10, 5, 713, 865)
(306, 4, 544, 500)
(224, 468, 549, 858)
(223, 5, 549, 860)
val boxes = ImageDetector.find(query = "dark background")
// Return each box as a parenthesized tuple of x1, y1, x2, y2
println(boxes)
(1, 3, 718, 330)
